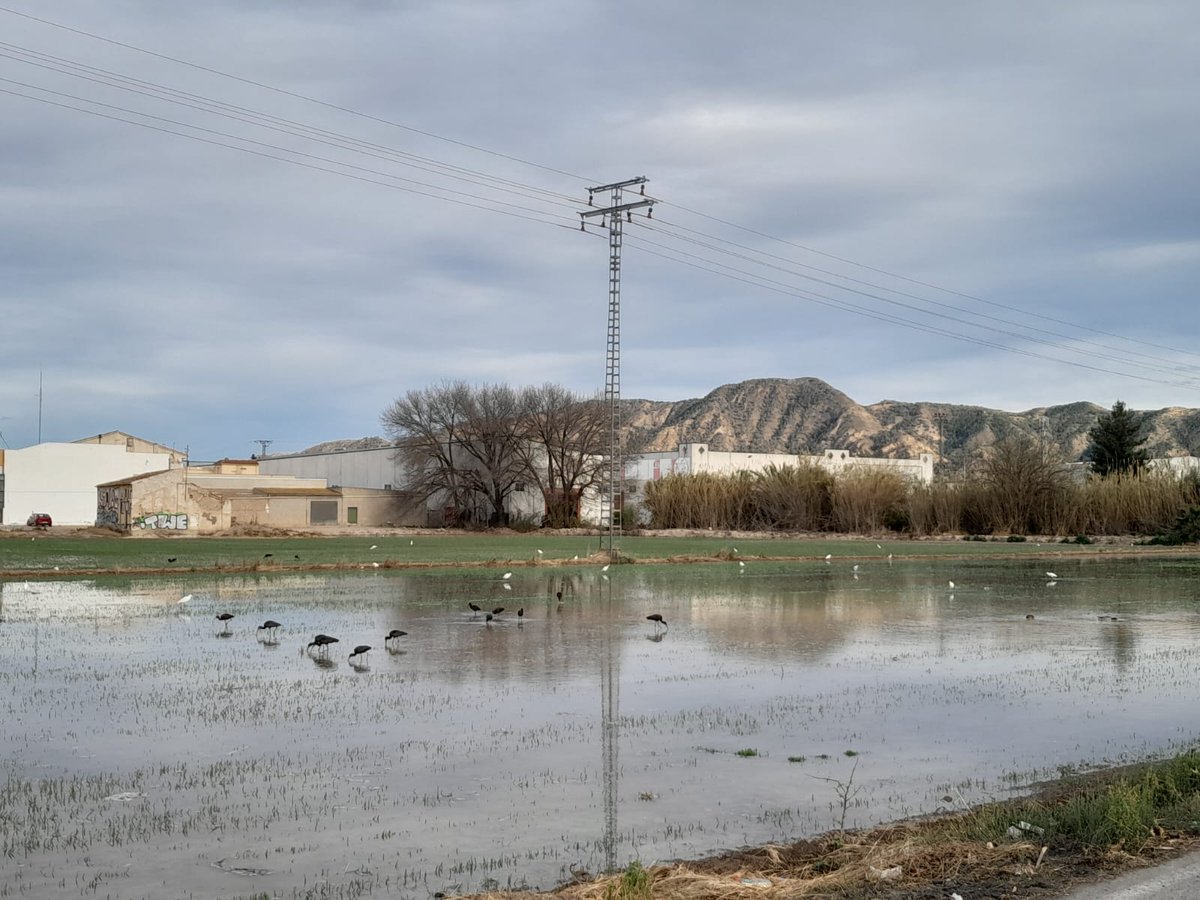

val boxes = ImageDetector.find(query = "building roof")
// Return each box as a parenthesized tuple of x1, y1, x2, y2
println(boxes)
(96, 468, 173, 488)
(73, 431, 184, 455)
(251, 487, 340, 497)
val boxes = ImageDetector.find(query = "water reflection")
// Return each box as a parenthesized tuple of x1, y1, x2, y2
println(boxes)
(3, 559, 1200, 897)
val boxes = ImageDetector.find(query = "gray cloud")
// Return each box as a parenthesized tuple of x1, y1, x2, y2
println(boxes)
(2, 0, 1200, 458)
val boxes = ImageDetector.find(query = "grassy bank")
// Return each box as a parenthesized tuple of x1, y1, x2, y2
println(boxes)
(0, 528, 1166, 576)
(467, 751, 1200, 900)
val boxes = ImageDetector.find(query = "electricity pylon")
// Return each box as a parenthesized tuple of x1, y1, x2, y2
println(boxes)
(581, 178, 654, 558)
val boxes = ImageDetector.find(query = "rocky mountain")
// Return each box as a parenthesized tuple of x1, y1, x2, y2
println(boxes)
(306, 378, 1200, 468)
(622, 377, 1200, 468)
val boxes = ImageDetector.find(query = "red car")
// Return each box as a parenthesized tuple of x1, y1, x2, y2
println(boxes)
(26, 513, 52, 528)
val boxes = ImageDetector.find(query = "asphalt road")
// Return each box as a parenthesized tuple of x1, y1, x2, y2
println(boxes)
(1066, 852, 1200, 899)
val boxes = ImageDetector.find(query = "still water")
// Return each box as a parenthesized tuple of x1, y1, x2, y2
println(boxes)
(1, 556, 1199, 898)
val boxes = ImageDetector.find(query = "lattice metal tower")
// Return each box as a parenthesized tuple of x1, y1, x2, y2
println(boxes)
(581, 177, 654, 557)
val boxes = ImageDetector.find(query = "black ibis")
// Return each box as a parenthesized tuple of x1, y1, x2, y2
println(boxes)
(492, 607, 504, 616)
(385, 629, 407, 645)
(263, 553, 273, 559)
(167, 557, 177, 563)
(517, 607, 524, 618)
(215, 613, 235, 631)
(468, 602, 481, 616)
(485, 613, 494, 624)
(307, 634, 339, 654)
(646, 614, 667, 632)
(257, 619, 281, 636)
(349, 644, 371, 660)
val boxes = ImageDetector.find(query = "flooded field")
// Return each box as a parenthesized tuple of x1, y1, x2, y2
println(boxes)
(2, 555, 1199, 898)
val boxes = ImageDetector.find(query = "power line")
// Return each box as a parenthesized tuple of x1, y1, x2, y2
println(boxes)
(621, 230, 1200, 391)
(3, 6, 1195, 394)
(652, 197, 1200, 362)
(0, 84, 581, 232)
(642, 214, 1200, 375)
(0, 40, 582, 210)
(0, 5, 596, 184)
(628, 219, 1200, 383)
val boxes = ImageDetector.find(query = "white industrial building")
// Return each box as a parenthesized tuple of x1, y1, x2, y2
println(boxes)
(0, 432, 184, 526)
(624, 442, 935, 491)
(258, 445, 405, 490)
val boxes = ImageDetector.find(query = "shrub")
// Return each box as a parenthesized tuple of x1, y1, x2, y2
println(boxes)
(830, 468, 907, 533)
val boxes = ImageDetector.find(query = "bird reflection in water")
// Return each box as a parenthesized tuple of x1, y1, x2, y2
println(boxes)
(646, 632, 665, 643)
(311, 655, 336, 670)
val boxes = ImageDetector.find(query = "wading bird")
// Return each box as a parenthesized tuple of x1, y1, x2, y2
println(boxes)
(492, 607, 504, 617)
(177, 594, 193, 605)
(349, 644, 371, 660)
(306, 634, 339, 655)
(167, 557, 177, 563)
(385, 629, 407, 645)
(468, 602, 481, 617)
(263, 553, 273, 559)
(485, 613, 494, 624)
(501, 572, 512, 580)
(517, 607, 524, 619)
(257, 619, 281, 637)
(215, 613, 235, 631)
(1045, 572, 1058, 579)
(646, 613, 667, 632)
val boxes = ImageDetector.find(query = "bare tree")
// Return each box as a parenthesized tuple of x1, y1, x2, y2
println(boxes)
(456, 383, 526, 525)
(517, 384, 609, 527)
(979, 434, 1071, 533)
(381, 381, 526, 526)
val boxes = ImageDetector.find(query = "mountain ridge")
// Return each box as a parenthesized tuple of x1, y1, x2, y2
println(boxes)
(303, 378, 1200, 467)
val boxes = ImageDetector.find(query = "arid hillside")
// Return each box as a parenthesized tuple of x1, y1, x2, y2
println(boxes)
(311, 377, 1200, 469)
(621, 377, 1200, 468)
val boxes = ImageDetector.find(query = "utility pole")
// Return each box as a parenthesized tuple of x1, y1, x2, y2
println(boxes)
(581, 179, 653, 876)
(254, 439, 272, 458)
(581, 177, 654, 558)
(37, 369, 43, 444)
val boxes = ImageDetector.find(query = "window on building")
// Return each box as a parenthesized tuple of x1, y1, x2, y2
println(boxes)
(514, 482, 526, 492)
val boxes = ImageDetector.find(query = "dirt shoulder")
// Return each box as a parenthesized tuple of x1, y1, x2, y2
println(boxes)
(468, 761, 1200, 900)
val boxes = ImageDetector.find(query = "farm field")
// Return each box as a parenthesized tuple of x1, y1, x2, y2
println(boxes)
(3, 556, 1199, 898)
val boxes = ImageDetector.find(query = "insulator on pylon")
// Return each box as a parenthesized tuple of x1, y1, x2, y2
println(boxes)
(626, 211, 632, 222)
(580, 220, 586, 231)
(588, 192, 594, 206)
(600, 216, 606, 228)
(647, 207, 653, 219)
(640, 185, 645, 195)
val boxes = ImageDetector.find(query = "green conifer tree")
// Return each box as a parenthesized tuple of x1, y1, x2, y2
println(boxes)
(1084, 400, 1149, 476)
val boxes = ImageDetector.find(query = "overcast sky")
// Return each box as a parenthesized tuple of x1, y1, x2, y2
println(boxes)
(2, 1, 1199, 459)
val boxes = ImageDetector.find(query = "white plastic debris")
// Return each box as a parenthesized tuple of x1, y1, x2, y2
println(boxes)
(740, 877, 772, 887)
(869, 865, 902, 881)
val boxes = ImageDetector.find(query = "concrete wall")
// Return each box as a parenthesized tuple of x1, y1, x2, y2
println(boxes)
(625, 443, 935, 491)
(101, 467, 416, 533)
(259, 447, 405, 490)
(73, 432, 186, 465)
(2, 443, 173, 526)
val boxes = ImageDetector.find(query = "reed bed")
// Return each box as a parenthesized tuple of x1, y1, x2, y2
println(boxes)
(643, 466, 1200, 537)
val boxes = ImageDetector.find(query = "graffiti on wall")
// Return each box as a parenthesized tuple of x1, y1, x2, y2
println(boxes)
(135, 511, 189, 530)
(97, 490, 122, 527)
